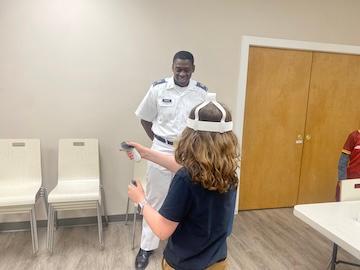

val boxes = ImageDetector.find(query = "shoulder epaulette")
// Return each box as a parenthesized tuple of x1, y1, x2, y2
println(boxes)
(196, 82, 208, 91)
(152, 79, 166, 87)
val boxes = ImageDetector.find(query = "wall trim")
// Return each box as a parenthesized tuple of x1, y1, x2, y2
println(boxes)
(234, 36, 360, 212)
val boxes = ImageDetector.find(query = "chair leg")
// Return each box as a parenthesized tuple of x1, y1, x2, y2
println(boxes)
(100, 185, 109, 226)
(30, 206, 38, 255)
(97, 202, 104, 249)
(47, 205, 52, 251)
(54, 211, 58, 230)
(132, 205, 137, 250)
(125, 197, 130, 225)
(46, 205, 51, 251)
(33, 207, 39, 254)
(50, 206, 55, 254)
(29, 209, 35, 253)
(41, 187, 49, 217)
(47, 204, 55, 254)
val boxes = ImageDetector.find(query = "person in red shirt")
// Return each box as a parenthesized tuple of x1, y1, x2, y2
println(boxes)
(336, 129, 360, 200)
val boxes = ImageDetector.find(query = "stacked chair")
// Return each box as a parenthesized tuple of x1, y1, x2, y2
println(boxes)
(0, 139, 43, 254)
(47, 138, 107, 253)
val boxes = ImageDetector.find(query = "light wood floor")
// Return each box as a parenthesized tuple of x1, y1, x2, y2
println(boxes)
(0, 208, 359, 270)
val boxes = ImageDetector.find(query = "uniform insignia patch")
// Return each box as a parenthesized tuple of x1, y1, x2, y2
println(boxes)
(196, 82, 208, 91)
(152, 79, 166, 87)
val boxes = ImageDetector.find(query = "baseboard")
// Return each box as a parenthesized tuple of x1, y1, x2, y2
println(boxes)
(0, 214, 142, 232)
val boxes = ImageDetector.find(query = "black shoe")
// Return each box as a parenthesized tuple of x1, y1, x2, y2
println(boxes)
(135, 248, 154, 270)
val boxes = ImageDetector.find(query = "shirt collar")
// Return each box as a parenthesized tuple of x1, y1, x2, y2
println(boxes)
(166, 77, 196, 90)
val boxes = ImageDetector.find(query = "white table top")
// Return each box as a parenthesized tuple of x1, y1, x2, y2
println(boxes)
(294, 201, 360, 260)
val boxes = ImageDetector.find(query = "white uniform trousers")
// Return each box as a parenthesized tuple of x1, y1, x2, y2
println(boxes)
(140, 138, 175, 251)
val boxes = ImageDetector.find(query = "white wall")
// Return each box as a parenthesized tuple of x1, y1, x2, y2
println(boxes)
(1, 0, 360, 221)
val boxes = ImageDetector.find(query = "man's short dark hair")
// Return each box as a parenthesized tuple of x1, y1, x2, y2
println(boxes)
(173, 51, 194, 65)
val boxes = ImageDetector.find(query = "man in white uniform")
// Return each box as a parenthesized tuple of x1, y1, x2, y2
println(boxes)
(134, 51, 207, 269)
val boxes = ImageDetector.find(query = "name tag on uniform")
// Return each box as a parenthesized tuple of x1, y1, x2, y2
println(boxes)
(159, 98, 173, 107)
(162, 98, 172, 103)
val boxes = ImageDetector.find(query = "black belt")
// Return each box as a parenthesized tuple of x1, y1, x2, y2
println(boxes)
(154, 134, 173, 145)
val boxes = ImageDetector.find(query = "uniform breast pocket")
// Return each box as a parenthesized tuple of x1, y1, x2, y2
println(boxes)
(157, 97, 176, 122)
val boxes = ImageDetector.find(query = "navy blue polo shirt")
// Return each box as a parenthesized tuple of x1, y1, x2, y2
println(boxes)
(159, 167, 236, 270)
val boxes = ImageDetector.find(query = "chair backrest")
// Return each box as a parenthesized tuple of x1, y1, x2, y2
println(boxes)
(340, 178, 360, 201)
(58, 139, 99, 182)
(0, 139, 42, 186)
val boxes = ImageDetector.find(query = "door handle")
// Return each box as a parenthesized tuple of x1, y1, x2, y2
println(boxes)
(305, 134, 311, 141)
(295, 134, 303, 144)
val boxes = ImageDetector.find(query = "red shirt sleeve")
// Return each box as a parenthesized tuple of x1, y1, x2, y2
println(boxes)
(342, 131, 356, 155)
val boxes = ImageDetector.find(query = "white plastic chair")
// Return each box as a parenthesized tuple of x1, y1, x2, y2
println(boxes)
(0, 139, 42, 254)
(340, 178, 360, 201)
(47, 139, 107, 253)
(125, 159, 148, 249)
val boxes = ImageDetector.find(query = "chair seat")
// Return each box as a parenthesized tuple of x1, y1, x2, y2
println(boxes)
(48, 179, 100, 203)
(0, 182, 40, 207)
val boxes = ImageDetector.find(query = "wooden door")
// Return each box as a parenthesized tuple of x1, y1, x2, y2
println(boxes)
(297, 52, 360, 203)
(239, 47, 313, 210)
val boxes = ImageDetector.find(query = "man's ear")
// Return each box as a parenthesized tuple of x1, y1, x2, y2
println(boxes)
(192, 65, 196, 73)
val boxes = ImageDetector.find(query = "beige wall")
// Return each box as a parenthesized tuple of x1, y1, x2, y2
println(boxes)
(1, 0, 360, 221)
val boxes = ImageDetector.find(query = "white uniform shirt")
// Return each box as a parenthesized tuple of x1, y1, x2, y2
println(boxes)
(135, 77, 207, 141)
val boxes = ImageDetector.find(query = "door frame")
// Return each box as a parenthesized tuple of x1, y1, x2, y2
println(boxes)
(234, 36, 360, 212)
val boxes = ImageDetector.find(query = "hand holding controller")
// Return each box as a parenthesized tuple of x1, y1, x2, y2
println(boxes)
(120, 142, 141, 162)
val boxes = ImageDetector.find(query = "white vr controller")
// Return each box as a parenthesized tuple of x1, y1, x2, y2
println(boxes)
(120, 142, 141, 162)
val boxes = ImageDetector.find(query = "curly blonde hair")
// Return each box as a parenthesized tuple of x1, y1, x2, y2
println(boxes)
(175, 102, 240, 193)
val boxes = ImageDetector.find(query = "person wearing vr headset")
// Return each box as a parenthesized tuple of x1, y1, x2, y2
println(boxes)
(127, 94, 239, 270)
(134, 51, 208, 269)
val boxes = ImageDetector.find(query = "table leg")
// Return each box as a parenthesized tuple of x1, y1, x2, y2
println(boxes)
(330, 243, 338, 270)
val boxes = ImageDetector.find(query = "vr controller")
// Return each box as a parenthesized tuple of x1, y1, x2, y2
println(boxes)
(120, 141, 141, 162)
